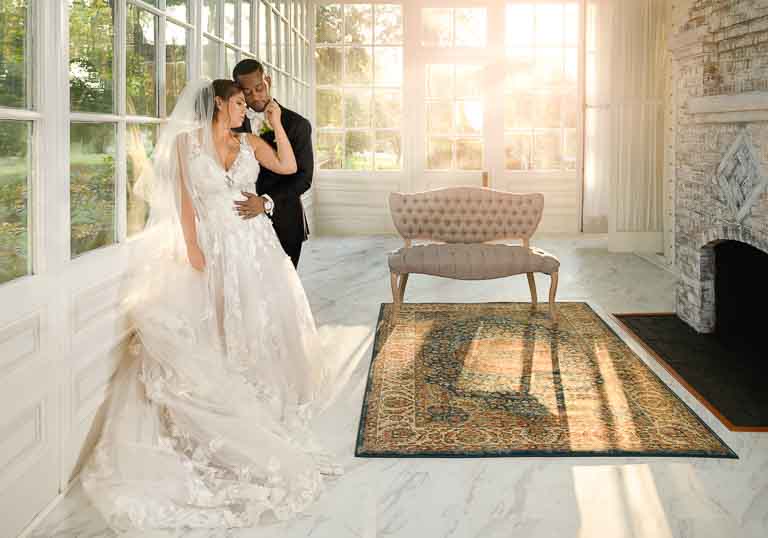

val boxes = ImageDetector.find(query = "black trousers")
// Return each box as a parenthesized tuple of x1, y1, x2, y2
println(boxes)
(277, 237, 302, 269)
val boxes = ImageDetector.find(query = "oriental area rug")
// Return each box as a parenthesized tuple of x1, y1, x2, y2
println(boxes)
(355, 303, 735, 459)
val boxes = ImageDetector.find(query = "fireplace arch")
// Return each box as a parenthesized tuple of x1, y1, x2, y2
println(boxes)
(691, 225, 768, 337)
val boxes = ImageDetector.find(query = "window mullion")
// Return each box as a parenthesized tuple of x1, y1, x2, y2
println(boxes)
(115, 1, 127, 244)
(158, 14, 167, 118)
(116, 0, 126, 118)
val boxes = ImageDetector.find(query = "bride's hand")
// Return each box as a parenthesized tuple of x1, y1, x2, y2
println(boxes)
(186, 243, 206, 271)
(264, 100, 281, 128)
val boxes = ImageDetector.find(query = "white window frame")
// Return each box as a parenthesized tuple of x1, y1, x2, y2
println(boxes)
(311, 0, 406, 178)
(311, 0, 585, 233)
(0, 0, 45, 286)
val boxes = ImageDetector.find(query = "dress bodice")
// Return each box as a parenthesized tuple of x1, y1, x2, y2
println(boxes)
(187, 133, 261, 222)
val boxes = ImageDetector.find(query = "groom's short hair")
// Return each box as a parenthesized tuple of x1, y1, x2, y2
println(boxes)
(232, 59, 264, 81)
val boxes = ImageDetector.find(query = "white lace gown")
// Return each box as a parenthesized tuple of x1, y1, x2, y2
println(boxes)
(82, 134, 336, 532)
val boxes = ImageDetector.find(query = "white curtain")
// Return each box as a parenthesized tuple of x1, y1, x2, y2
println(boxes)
(584, 0, 668, 248)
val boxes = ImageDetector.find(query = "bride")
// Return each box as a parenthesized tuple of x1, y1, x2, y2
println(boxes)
(81, 79, 340, 532)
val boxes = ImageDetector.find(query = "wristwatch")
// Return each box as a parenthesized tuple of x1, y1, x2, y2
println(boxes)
(262, 196, 274, 215)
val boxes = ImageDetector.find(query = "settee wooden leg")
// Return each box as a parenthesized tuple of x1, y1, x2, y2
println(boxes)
(390, 272, 401, 323)
(548, 271, 559, 320)
(390, 273, 400, 306)
(526, 273, 538, 307)
(398, 273, 409, 302)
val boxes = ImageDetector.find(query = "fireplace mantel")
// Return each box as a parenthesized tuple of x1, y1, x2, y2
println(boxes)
(687, 93, 768, 124)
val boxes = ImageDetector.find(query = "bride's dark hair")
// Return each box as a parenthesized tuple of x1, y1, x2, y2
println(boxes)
(195, 79, 242, 121)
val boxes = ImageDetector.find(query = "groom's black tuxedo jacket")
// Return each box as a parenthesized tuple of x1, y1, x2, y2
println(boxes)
(235, 102, 312, 266)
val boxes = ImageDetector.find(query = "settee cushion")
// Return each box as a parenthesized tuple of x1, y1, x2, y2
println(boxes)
(388, 244, 560, 280)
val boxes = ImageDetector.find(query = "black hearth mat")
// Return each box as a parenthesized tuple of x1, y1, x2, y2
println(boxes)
(615, 313, 768, 431)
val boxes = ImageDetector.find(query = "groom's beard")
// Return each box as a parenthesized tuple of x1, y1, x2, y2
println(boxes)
(247, 96, 271, 113)
(247, 100, 268, 113)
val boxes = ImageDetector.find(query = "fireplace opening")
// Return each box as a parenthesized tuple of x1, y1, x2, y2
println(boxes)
(714, 240, 768, 349)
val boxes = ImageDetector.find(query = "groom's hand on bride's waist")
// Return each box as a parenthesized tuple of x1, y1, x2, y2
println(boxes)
(234, 191, 274, 219)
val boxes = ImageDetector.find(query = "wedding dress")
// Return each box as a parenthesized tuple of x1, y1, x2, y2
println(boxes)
(81, 80, 339, 532)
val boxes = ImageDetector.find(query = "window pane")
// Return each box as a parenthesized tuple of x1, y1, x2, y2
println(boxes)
(279, 72, 288, 102)
(455, 65, 482, 98)
(455, 101, 482, 134)
(374, 90, 401, 128)
(127, 123, 157, 236)
(317, 132, 343, 169)
(316, 4, 342, 44)
(259, 1, 268, 58)
(166, 0, 188, 22)
(563, 94, 577, 128)
(0, 120, 31, 284)
(271, 10, 279, 65)
(565, 47, 577, 85)
(505, 50, 535, 90)
(426, 64, 453, 99)
(505, 93, 534, 128)
(282, 20, 289, 70)
(455, 8, 486, 47)
(242, 0, 252, 51)
(374, 47, 402, 86)
(422, 8, 452, 47)
(536, 4, 564, 46)
(374, 4, 402, 45)
(564, 128, 578, 170)
(316, 89, 342, 128)
(225, 47, 237, 76)
(126, 6, 157, 117)
(203, 0, 220, 35)
(203, 37, 220, 78)
(166, 22, 187, 115)
(344, 47, 372, 84)
(0, 0, 31, 109)
(456, 139, 483, 170)
(343, 88, 371, 128)
(427, 101, 452, 133)
(344, 131, 372, 169)
(375, 132, 400, 170)
(533, 130, 561, 169)
(565, 3, 579, 46)
(506, 4, 534, 48)
(344, 4, 372, 44)
(294, 31, 302, 80)
(224, 0, 236, 43)
(533, 93, 561, 128)
(69, 0, 114, 113)
(535, 48, 563, 86)
(427, 137, 452, 169)
(315, 47, 341, 85)
(505, 133, 532, 170)
(70, 123, 116, 257)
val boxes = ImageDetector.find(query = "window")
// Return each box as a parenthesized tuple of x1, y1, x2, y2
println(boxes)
(504, 2, 578, 171)
(223, 1, 309, 116)
(0, 0, 34, 285)
(425, 64, 484, 170)
(421, 7, 487, 48)
(315, 3, 403, 171)
(127, 124, 157, 236)
(69, 0, 192, 254)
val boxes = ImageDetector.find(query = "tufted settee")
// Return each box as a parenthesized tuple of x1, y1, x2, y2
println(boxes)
(387, 187, 560, 319)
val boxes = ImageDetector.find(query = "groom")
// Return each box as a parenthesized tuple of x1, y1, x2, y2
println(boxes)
(232, 59, 312, 268)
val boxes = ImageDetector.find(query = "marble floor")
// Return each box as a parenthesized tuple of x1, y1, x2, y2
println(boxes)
(25, 236, 768, 538)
